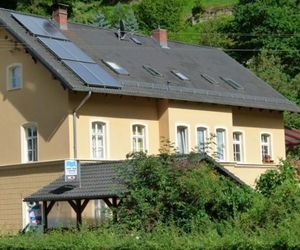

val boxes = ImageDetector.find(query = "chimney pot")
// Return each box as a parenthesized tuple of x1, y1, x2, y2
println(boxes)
(152, 28, 168, 48)
(52, 3, 68, 30)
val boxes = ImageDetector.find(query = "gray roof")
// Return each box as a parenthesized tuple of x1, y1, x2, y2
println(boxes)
(24, 161, 126, 202)
(24, 155, 246, 202)
(0, 8, 299, 113)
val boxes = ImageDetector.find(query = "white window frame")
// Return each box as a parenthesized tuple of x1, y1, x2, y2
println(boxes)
(7, 63, 23, 90)
(131, 123, 147, 153)
(90, 121, 107, 160)
(21, 123, 38, 163)
(215, 128, 227, 162)
(196, 125, 209, 153)
(260, 133, 272, 161)
(233, 131, 244, 163)
(176, 124, 190, 154)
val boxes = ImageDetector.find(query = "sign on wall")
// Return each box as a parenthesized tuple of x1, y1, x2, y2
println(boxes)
(64, 159, 80, 182)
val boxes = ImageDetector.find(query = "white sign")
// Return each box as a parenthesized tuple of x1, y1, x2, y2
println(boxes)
(64, 159, 79, 182)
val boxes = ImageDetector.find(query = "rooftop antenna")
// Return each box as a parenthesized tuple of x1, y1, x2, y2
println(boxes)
(118, 19, 126, 40)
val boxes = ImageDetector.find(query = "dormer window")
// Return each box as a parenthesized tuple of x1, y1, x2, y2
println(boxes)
(102, 60, 129, 75)
(7, 64, 22, 90)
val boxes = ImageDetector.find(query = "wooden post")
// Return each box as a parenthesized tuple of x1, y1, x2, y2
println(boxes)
(43, 201, 47, 232)
(103, 197, 119, 223)
(112, 198, 118, 223)
(43, 200, 56, 233)
(68, 199, 89, 230)
(76, 200, 82, 228)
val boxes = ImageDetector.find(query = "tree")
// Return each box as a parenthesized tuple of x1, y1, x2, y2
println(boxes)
(111, 2, 127, 28)
(228, 0, 300, 77)
(248, 51, 300, 129)
(125, 8, 138, 33)
(0, 0, 17, 10)
(94, 10, 110, 28)
(136, 0, 188, 32)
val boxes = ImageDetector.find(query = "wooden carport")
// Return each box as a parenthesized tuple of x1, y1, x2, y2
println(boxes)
(23, 161, 126, 231)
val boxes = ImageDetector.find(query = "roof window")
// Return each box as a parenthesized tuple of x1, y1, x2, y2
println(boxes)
(102, 60, 129, 75)
(130, 36, 142, 45)
(171, 70, 189, 81)
(220, 77, 244, 90)
(201, 73, 219, 85)
(143, 65, 162, 77)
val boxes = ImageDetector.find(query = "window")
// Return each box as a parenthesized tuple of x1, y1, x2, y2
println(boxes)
(130, 36, 142, 45)
(261, 133, 272, 161)
(23, 125, 38, 162)
(220, 77, 244, 90)
(201, 73, 219, 85)
(171, 70, 189, 81)
(216, 128, 226, 161)
(7, 64, 22, 90)
(233, 132, 243, 162)
(91, 122, 106, 159)
(102, 60, 129, 75)
(196, 127, 207, 152)
(143, 65, 162, 77)
(177, 126, 189, 154)
(132, 125, 146, 152)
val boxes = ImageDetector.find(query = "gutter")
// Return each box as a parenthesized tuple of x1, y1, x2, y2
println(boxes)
(73, 91, 92, 159)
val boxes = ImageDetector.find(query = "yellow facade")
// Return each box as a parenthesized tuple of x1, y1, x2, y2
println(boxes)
(0, 28, 287, 232)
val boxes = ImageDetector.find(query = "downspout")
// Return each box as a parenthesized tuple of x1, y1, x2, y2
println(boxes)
(73, 91, 92, 159)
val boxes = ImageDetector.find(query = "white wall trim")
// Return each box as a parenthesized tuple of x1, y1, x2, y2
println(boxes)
(6, 63, 23, 91)
(195, 124, 210, 154)
(175, 122, 191, 153)
(89, 118, 110, 160)
(20, 122, 38, 163)
(214, 126, 229, 162)
(130, 122, 149, 153)
(259, 131, 274, 160)
(232, 130, 246, 163)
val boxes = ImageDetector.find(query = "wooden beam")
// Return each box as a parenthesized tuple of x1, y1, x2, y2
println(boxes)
(45, 201, 56, 216)
(103, 198, 113, 208)
(81, 199, 90, 212)
(68, 200, 77, 212)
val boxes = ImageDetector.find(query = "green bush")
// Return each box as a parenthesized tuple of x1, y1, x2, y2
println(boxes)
(118, 152, 253, 231)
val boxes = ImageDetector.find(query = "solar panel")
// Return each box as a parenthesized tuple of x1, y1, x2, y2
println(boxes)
(38, 37, 94, 63)
(63, 60, 121, 88)
(11, 13, 67, 40)
(220, 77, 244, 90)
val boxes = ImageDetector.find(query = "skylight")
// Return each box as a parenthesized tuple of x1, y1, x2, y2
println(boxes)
(143, 65, 162, 77)
(171, 70, 189, 81)
(201, 73, 219, 85)
(102, 60, 129, 75)
(220, 77, 244, 90)
(130, 36, 142, 45)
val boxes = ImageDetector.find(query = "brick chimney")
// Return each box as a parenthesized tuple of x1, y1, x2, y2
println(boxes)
(152, 28, 168, 48)
(52, 3, 68, 30)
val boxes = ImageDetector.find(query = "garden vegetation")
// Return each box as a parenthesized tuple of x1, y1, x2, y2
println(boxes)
(1, 152, 300, 249)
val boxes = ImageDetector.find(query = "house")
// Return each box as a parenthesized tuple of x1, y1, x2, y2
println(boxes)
(0, 4, 299, 232)
(285, 127, 300, 151)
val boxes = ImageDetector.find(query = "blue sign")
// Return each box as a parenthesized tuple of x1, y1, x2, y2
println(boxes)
(64, 159, 80, 182)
